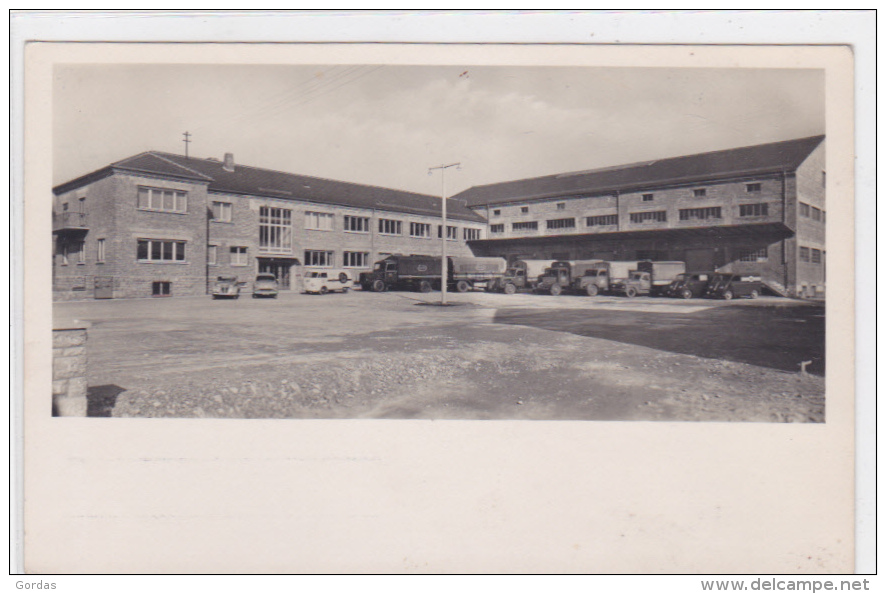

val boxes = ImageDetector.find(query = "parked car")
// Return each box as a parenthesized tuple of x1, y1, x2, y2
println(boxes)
(211, 275, 241, 299)
(252, 273, 279, 298)
(667, 272, 714, 299)
(304, 269, 351, 294)
(705, 273, 762, 300)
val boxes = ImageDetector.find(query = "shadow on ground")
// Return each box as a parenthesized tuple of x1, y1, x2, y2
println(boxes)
(86, 384, 127, 417)
(493, 303, 826, 375)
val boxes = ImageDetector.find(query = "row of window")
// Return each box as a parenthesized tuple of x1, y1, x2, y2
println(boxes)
(799, 202, 825, 222)
(489, 184, 766, 216)
(489, 204, 769, 233)
(799, 246, 823, 264)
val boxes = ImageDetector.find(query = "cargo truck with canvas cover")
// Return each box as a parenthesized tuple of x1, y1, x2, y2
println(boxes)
(490, 259, 554, 294)
(449, 256, 507, 292)
(360, 255, 442, 293)
(536, 260, 604, 296)
(610, 260, 686, 297)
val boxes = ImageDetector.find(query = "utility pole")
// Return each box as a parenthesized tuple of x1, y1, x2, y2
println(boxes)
(428, 162, 460, 305)
(183, 131, 192, 159)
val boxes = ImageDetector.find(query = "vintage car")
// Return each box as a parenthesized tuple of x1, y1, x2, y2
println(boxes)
(304, 269, 351, 295)
(211, 275, 241, 299)
(705, 273, 762, 300)
(252, 273, 279, 298)
(667, 272, 714, 299)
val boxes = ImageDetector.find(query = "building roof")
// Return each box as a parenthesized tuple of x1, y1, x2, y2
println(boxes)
(453, 135, 825, 208)
(54, 151, 486, 224)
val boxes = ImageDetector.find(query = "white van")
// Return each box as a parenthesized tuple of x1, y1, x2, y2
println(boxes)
(303, 269, 352, 295)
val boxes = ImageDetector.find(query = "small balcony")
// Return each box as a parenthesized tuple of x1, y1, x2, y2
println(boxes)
(53, 211, 89, 234)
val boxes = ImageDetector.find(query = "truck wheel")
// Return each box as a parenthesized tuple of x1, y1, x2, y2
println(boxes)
(341, 287, 349, 294)
(749, 289, 759, 299)
(338, 272, 349, 284)
(722, 290, 733, 300)
(681, 288, 693, 300)
(585, 284, 599, 297)
(625, 286, 638, 298)
(419, 280, 432, 293)
(372, 279, 386, 292)
(456, 280, 470, 293)
(320, 286, 328, 295)
(504, 283, 517, 295)
(549, 284, 562, 296)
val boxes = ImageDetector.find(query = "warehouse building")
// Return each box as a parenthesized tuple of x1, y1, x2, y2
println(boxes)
(52, 151, 487, 300)
(457, 136, 826, 298)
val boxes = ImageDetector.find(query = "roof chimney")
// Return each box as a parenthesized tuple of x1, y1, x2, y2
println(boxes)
(223, 153, 235, 172)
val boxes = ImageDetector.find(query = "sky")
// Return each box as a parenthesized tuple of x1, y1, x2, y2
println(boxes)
(53, 64, 824, 198)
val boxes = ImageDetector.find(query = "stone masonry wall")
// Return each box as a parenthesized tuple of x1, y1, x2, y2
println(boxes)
(52, 325, 89, 416)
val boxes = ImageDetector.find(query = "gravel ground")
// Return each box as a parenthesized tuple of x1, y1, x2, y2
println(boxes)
(57, 291, 825, 422)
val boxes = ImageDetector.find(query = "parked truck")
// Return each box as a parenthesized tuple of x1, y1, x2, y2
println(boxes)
(536, 260, 604, 296)
(610, 260, 686, 297)
(571, 260, 639, 296)
(449, 256, 507, 292)
(490, 259, 555, 294)
(360, 255, 442, 293)
(359, 255, 507, 293)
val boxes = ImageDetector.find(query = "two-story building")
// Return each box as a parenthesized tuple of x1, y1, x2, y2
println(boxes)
(52, 151, 487, 300)
(457, 135, 826, 297)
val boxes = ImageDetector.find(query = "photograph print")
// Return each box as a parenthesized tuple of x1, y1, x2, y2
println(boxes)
(51, 56, 828, 422)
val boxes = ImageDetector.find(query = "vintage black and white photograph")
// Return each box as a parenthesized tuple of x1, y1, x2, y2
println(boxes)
(50, 58, 828, 423)
(20, 28, 861, 575)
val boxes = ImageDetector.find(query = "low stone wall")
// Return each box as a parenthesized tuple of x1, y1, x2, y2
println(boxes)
(52, 323, 90, 416)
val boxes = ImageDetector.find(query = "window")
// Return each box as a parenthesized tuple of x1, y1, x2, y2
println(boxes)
(343, 251, 370, 268)
(738, 247, 768, 262)
(437, 225, 458, 240)
(343, 215, 370, 233)
(378, 218, 402, 235)
(586, 214, 618, 227)
(151, 281, 171, 297)
(629, 211, 667, 223)
(410, 222, 431, 238)
(212, 201, 233, 222)
(642, 193, 654, 202)
(746, 183, 762, 193)
(305, 211, 334, 231)
(96, 238, 106, 263)
(490, 224, 505, 233)
(556, 202, 566, 210)
(64, 241, 85, 265)
(512, 221, 538, 231)
(799, 202, 810, 217)
(304, 250, 334, 267)
(259, 206, 292, 253)
(811, 248, 822, 264)
(799, 247, 810, 262)
(811, 207, 822, 221)
(693, 188, 707, 197)
(463, 228, 481, 241)
(546, 217, 576, 230)
(492, 209, 501, 216)
(230, 246, 248, 266)
(521, 206, 529, 214)
(679, 207, 722, 221)
(137, 187, 188, 213)
(739, 203, 769, 217)
(137, 239, 186, 262)
(208, 245, 218, 266)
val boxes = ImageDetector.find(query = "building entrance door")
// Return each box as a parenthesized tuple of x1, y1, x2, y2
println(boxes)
(258, 258, 298, 289)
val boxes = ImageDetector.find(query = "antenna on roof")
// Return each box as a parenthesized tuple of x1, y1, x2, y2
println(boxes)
(182, 131, 192, 159)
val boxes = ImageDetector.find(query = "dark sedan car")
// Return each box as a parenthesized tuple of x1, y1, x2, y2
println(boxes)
(668, 272, 714, 299)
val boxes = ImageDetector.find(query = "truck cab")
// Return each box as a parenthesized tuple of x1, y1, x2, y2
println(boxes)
(574, 265, 610, 296)
(537, 262, 573, 296)
(611, 270, 652, 297)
